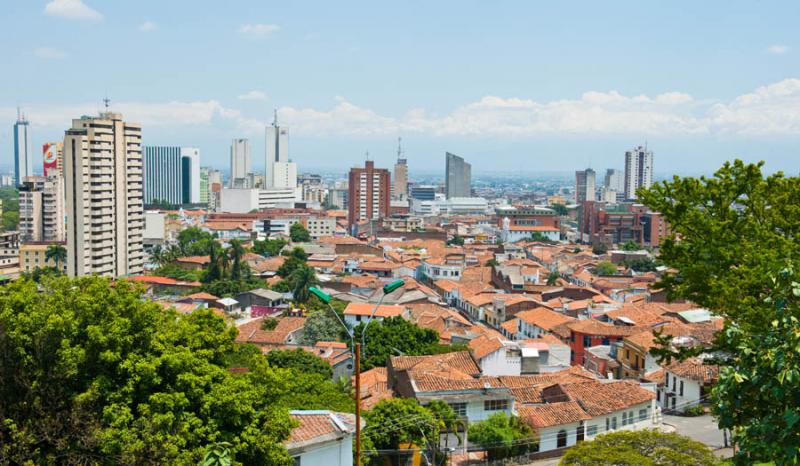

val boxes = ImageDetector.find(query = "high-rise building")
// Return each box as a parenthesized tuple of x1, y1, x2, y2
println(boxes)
(43, 142, 64, 177)
(575, 168, 596, 203)
(445, 152, 471, 199)
(230, 138, 251, 187)
(143, 146, 201, 205)
(265, 113, 297, 189)
(624, 145, 654, 200)
(13, 110, 32, 186)
(393, 138, 408, 199)
(63, 112, 144, 277)
(18, 176, 65, 242)
(347, 160, 390, 228)
(199, 167, 210, 204)
(602, 168, 624, 203)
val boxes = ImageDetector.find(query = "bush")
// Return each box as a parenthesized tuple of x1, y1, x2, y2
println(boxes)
(559, 429, 716, 466)
(683, 404, 707, 417)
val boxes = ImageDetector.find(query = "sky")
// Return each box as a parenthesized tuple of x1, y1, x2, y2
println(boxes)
(1, 0, 799, 176)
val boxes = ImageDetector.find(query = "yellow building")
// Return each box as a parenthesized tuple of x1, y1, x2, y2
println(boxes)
(19, 242, 67, 273)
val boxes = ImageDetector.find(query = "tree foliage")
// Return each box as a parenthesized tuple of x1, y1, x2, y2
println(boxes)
(594, 260, 618, 276)
(550, 203, 569, 216)
(265, 348, 333, 379)
(251, 238, 288, 257)
(0, 186, 19, 231)
(592, 243, 608, 255)
(352, 317, 461, 370)
(289, 223, 311, 242)
(300, 298, 348, 345)
(621, 240, 642, 251)
(0, 276, 295, 466)
(467, 412, 537, 460)
(639, 160, 800, 465)
(362, 398, 440, 463)
(447, 235, 465, 246)
(177, 227, 217, 256)
(559, 430, 716, 466)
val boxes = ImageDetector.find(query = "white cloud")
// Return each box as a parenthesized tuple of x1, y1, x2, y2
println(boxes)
(238, 23, 280, 38)
(44, 0, 102, 20)
(767, 44, 789, 55)
(237, 90, 268, 101)
(139, 21, 157, 32)
(34, 47, 67, 60)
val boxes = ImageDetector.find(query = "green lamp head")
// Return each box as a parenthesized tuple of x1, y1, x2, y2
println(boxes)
(382, 279, 405, 295)
(309, 287, 331, 303)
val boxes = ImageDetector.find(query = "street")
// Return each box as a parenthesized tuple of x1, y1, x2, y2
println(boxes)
(662, 414, 727, 449)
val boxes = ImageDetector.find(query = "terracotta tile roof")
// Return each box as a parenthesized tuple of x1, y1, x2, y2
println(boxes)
(183, 292, 220, 300)
(665, 358, 720, 384)
(468, 335, 505, 360)
(204, 221, 252, 231)
(235, 316, 306, 345)
(390, 351, 480, 377)
(342, 274, 382, 289)
(516, 307, 575, 331)
(286, 411, 354, 447)
(175, 255, 210, 265)
(566, 319, 643, 337)
(251, 256, 285, 273)
(411, 371, 490, 392)
(129, 275, 201, 287)
(643, 368, 665, 385)
(518, 402, 590, 428)
(501, 319, 519, 335)
(557, 380, 655, 416)
(343, 302, 404, 318)
(359, 261, 401, 271)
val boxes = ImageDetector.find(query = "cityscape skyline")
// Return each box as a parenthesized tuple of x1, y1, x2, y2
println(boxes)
(2, 1, 799, 174)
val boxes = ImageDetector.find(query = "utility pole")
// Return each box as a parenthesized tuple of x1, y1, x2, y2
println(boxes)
(355, 342, 362, 466)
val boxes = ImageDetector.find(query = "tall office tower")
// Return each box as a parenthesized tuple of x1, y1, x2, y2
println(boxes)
(575, 168, 597, 203)
(445, 152, 471, 199)
(43, 142, 64, 177)
(624, 145, 654, 200)
(143, 146, 201, 205)
(18, 176, 65, 242)
(230, 138, 251, 187)
(347, 160, 390, 228)
(265, 112, 297, 189)
(13, 109, 32, 186)
(603, 168, 624, 203)
(393, 138, 408, 199)
(199, 167, 210, 204)
(63, 112, 144, 278)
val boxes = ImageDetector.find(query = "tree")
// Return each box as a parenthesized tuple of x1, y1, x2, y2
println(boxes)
(551, 203, 569, 216)
(639, 160, 800, 465)
(0, 276, 295, 465)
(530, 231, 555, 243)
(623, 257, 658, 272)
(594, 260, 618, 276)
(289, 223, 311, 242)
(468, 412, 537, 461)
(352, 316, 452, 370)
(621, 240, 641, 251)
(485, 258, 499, 267)
(592, 242, 608, 255)
(200, 442, 233, 466)
(228, 239, 246, 281)
(288, 265, 318, 303)
(0, 187, 20, 232)
(265, 348, 332, 379)
(447, 235, 465, 246)
(559, 430, 716, 466)
(177, 227, 216, 256)
(363, 398, 439, 466)
(252, 238, 287, 257)
(546, 272, 560, 286)
(44, 243, 67, 270)
(300, 299, 348, 345)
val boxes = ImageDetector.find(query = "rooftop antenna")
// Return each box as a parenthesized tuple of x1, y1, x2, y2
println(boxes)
(16, 106, 21, 121)
(272, 108, 278, 127)
(365, 150, 370, 161)
(397, 137, 403, 160)
(103, 96, 111, 112)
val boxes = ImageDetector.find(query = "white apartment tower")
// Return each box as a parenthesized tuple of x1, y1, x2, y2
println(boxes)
(230, 138, 251, 187)
(575, 168, 596, 203)
(265, 111, 297, 189)
(63, 112, 144, 277)
(624, 145, 654, 200)
(18, 176, 65, 242)
(13, 109, 33, 186)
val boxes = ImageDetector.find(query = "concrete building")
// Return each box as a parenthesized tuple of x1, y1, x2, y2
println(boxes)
(63, 112, 144, 277)
(604, 168, 625, 202)
(219, 187, 298, 213)
(624, 145, 654, 200)
(575, 168, 596, 203)
(13, 110, 32, 186)
(445, 152, 471, 198)
(286, 411, 357, 466)
(347, 160, 390, 229)
(265, 114, 297, 189)
(393, 138, 408, 198)
(143, 146, 201, 205)
(43, 142, 64, 177)
(19, 241, 67, 273)
(229, 138, 251, 187)
(18, 176, 65, 242)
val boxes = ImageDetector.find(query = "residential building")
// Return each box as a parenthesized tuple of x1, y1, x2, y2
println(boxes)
(624, 145, 654, 200)
(328, 186, 348, 210)
(579, 201, 644, 246)
(445, 152, 471, 198)
(663, 358, 719, 412)
(469, 335, 522, 376)
(285, 410, 358, 466)
(143, 146, 201, 205)
(63, 112, 144, 277)
(42, 142, 64, 177)
(0, 232, 21, 279)
(347, 160, 390, 228)
(18, 176, 65, 242)
(13, 110, 32, 186)
(265, 114, 297, 189)
(19, 241, 67, 273)
(566, 320, 640, 365)
(342, 302, 404, 327)
(575, 168, 596, 203)
(393, 138, 408, 198)
(199, 167, 210, 204)
(496, 205, 561, 242)
(229, 138, 251, 187)
(219, 187, 298, 213)
(604, 168, 624, 202)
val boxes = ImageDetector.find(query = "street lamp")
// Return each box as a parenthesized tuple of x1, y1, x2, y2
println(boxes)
(308, 278, 405, 466)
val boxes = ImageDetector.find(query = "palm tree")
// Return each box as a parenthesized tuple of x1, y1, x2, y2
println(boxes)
(45, 243, 67, 271)
(289, 265, 318, 303)
(546, 272, 560, 286)
(228, 239, 245, 281)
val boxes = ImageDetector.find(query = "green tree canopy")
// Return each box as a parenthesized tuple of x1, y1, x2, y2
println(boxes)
(447, 235, 465, 246)
(0, 276, 295, 465)
(467, 412, 537, 460)
(300, 298, 348, 345)
(177, 226, 217, 256)
(251, 238, 288, 257)
(289, 223, 311, 242)
(265, 348, 332, 379)
(352, 317, 461, 370)
(550, 203, 569, 216)
(639, 160, 800, 465)
(559, 430, 716, 466)
(362, 398, 439, 463)
(594, 260, 618, 276)
(621, 240, 642, 251)
(592, 243, 608, 255)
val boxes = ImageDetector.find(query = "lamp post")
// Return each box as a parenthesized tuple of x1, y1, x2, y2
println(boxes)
(309, 278, 405, 466)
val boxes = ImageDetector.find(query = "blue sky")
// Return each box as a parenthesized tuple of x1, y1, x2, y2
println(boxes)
(1, 0, 799, 176)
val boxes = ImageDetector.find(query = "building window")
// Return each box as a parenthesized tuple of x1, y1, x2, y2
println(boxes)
(639, 409, 647, 421)
(679, 381, 684, 396)
(293, 456, 301, 466)
(586, 425, 597, 437)
(665, 373, 669, 387)
(611, 417, 617, 430)
(449, 403, 467, 417)
(672, 376, 676, 391)
(356, 315, 362, 322)
(484, 399, 508, 411)
(557, 430, 567, 448)
(622, 412, 628, 426)
(583, 335, 591, 347)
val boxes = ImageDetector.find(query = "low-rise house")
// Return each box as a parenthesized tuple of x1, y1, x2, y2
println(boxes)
(420, 257, 464, 282)
(519, 337, 571, 374)
(235, 316, 306, 347)
(583, 345, 619, 379)
(214, 297, 241, 314)
(663, 357, 719, 412)
(178, 291, 219, 309)
(129, 275, 202, 296)
(487, 295, 541, 327)
(235, 288, 287, 315)
(174, 255, 210, 271)
(342, 302, 404, 327)
(565, 319, 641, 366)
(286, 410, 358, 466)
(518, 401, 590, 451)
(469, 335, 521, 376)
(313, 341, 354, 380)
(516, 307, 575, 340)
